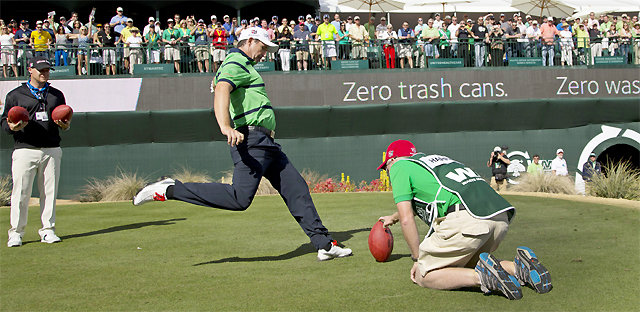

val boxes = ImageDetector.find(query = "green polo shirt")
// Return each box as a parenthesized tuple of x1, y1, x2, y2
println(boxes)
(527, 162, 543, 174)
(390, 159, 461, 219)
(317, 23, 338, 41)
(421, 26, 439, 40)
(214, 48, 276, 131)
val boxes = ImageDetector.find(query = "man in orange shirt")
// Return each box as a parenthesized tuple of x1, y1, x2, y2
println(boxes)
(539, 18, 559, 66)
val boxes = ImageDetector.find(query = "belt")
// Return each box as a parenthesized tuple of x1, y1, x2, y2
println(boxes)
(446, 203, 466, 215)
(241, 125, 275, 139)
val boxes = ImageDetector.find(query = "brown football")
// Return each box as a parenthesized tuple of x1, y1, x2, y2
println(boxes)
(52, 105, 73, 122)
(8, 106, 29, 123)
(368, 220, 394, 262)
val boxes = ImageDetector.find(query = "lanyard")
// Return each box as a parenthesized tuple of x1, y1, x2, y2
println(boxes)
(26, 81, 49, 110)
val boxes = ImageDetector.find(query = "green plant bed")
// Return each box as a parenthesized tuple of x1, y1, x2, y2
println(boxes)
(0, 193, 638, 311)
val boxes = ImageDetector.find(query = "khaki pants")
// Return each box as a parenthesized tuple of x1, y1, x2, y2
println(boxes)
(9, 147, 62, 237)
(418, 209, 509, 275)
(490, 176, 507, 192)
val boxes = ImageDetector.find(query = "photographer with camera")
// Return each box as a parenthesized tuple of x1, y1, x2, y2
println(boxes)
(487, 146, 510, 191)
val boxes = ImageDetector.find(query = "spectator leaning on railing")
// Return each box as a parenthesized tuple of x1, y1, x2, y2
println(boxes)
(126, 28, 143, 74)
(397, 21, 414, 68)
(192, 19, 210, 72)
(163, 18, 183, 73)
(276, 25, 293, 71)
(316, 14, 338, 69)
(559, 22, 573, 66)
(0, 25, 18, 77)
(293, 22, 310, 70)
(143, 25, 161, 65)
(94, 23, 117, 75)
(348, 16, 369, 61)
(336, 21, 350, 60)
(588, 23, 603, 63)
(210, 22, 227, 73)
(539, 18, 559, 66)
(379, 23, 397, 69)
(30, 21, 52, 59)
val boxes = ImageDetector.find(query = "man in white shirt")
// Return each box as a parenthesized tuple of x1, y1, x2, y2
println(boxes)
(447, 16, 459, 57)
(525, 20, 541, 57)
(433, 13, 444, 29)
(551, 149, 568, 176)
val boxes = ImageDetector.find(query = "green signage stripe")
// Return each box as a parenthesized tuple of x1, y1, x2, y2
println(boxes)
(509, 57, 543, 67)
(331, 60, 369, 70)
(428, 58, 464, 68)
(594, 56, 626, 65)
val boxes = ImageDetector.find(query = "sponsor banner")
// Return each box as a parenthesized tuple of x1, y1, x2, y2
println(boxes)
(0, 78, 141, 112)
(254, 61, 275, 72)
(593, 56, 627, 65)
(509, 57, 543, 67)
(133, 64, 174, 74)
(331, 60, 369, 70)
(50, 66, 76, 77)
(427, 58, 464, 68)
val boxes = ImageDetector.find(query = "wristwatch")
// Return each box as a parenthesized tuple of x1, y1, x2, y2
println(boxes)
(411, 256, 418, 262)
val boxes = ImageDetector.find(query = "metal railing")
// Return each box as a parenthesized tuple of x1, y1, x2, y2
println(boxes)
(1, 37, 638, 78)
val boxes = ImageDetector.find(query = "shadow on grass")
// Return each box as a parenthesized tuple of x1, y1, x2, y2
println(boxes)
(193, 227, 370, 266)
(22, 218, 187, 244)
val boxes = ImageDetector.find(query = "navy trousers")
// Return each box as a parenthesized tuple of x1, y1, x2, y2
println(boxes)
(171, 129, 333, 250)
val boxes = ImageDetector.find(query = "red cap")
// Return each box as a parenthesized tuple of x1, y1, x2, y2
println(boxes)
(377, 140, 417, 170)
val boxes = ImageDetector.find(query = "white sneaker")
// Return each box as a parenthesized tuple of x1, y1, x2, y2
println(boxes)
(132, 178, 175, 206)
(7, 233, 22, 247)
(317, 240, 353, 261)
(40, 230, 61, 244)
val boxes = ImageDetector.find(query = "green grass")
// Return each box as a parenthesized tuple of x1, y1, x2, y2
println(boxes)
(1, 193, 638, 311)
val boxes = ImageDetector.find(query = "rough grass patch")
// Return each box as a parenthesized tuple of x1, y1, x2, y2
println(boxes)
(588, 160, 640, 200)
(77, 169, 149, 202)
(511, 173, 576, 194)
(0, 175, 11, 206)
(171, 165, 212, 183)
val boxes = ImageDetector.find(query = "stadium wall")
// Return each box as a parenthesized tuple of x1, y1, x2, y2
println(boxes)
(1, 98, 638, 199)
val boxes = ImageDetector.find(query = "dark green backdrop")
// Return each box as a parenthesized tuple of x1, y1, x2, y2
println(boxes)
(1, 98, 639, 198)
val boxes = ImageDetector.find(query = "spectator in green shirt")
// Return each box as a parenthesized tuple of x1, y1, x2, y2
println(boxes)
(526, 154, 543, 175)
(144, 26, 161, 64)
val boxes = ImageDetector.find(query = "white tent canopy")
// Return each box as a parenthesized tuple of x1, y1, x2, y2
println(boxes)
(320, 0, 639, 17)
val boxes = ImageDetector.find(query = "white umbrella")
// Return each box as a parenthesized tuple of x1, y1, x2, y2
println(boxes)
(404, 0, 472, 16)
(338, 0, 405, 12)
(510, 0, 576, 18)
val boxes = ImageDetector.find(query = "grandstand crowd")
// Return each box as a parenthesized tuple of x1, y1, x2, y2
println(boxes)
(1, 7, 639, 76)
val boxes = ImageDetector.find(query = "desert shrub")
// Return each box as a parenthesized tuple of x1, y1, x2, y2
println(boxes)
(77, 169, 149, 202)
(0, 175, 11, 206)
(511, 173, 576, 194)
(172, 165, 212, 183)
(588, 160, 640, 200)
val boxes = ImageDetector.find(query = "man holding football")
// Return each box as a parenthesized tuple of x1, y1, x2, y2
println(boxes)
(133, 27, 352, 261)
(377, 140, 551, 299)
(1, 57, 71, 247)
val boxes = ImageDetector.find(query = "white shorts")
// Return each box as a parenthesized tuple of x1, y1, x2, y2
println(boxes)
(212, 48, 226, 62)
(147, 50, 160, 63)
(1, 50, 16, 65)
(164, 46, 181, 61)
(322, 41, 337, 57)
(102, 49, 116, 65)
(398, 44, 412, 58)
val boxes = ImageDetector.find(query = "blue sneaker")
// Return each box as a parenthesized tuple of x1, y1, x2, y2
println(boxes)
(515, 246, 552, 294)
(476, 252, 523, 300)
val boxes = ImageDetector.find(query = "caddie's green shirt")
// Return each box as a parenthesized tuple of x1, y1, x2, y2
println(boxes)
(214, 48, 276, 131)
(390, 153, 515, 231)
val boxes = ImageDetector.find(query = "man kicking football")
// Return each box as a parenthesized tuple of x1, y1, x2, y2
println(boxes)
(133, 27, 351, 261)
(377, 140, 551, 299)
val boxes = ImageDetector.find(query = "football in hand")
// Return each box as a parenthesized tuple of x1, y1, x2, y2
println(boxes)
(8, 106, 29, 123)
(368, 220, 394, 262)
(52, 105, 73, 122)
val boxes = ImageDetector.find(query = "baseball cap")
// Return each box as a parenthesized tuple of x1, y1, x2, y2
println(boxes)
(224, 15, 230, 19)
(434, 14, 439, 17)
(149, 17, 155, 22)
(377, 140, 417, 170)
(290, 21, 295, 25)
(501, 145, 508, 151)
(241, 19, 248, 25)
(198, 19, 205, 24)
(127, 18, 133, 22)
(306, 14, 313, 19)
(323, 14, 330, 19)
(167, 18, 174, 23)
(556, 148, 564, 154)
(29, 56, 54, 71)
(211, 15, 217, 20)
(589, 152, 597, 157)
(273, 15, 279, 20)
(238, 27, 279, 53)
(298, 15, 304, 20)
(354, 16, 360, 20)
(36, 20, 43, 25)
(117, 7, 124, 12)
(21, 20, 29, 24)
(532, 20, 538, 24)
(493, 146, 501, 152)
(380, 16, 386, 20)
(500, 13, 505, 17)
(315, 16, 321, 21)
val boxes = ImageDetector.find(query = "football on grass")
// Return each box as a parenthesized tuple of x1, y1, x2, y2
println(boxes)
(8, 106, 29, 123)
(368, 220, 394, 262)
(52, 105, 73, 122)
